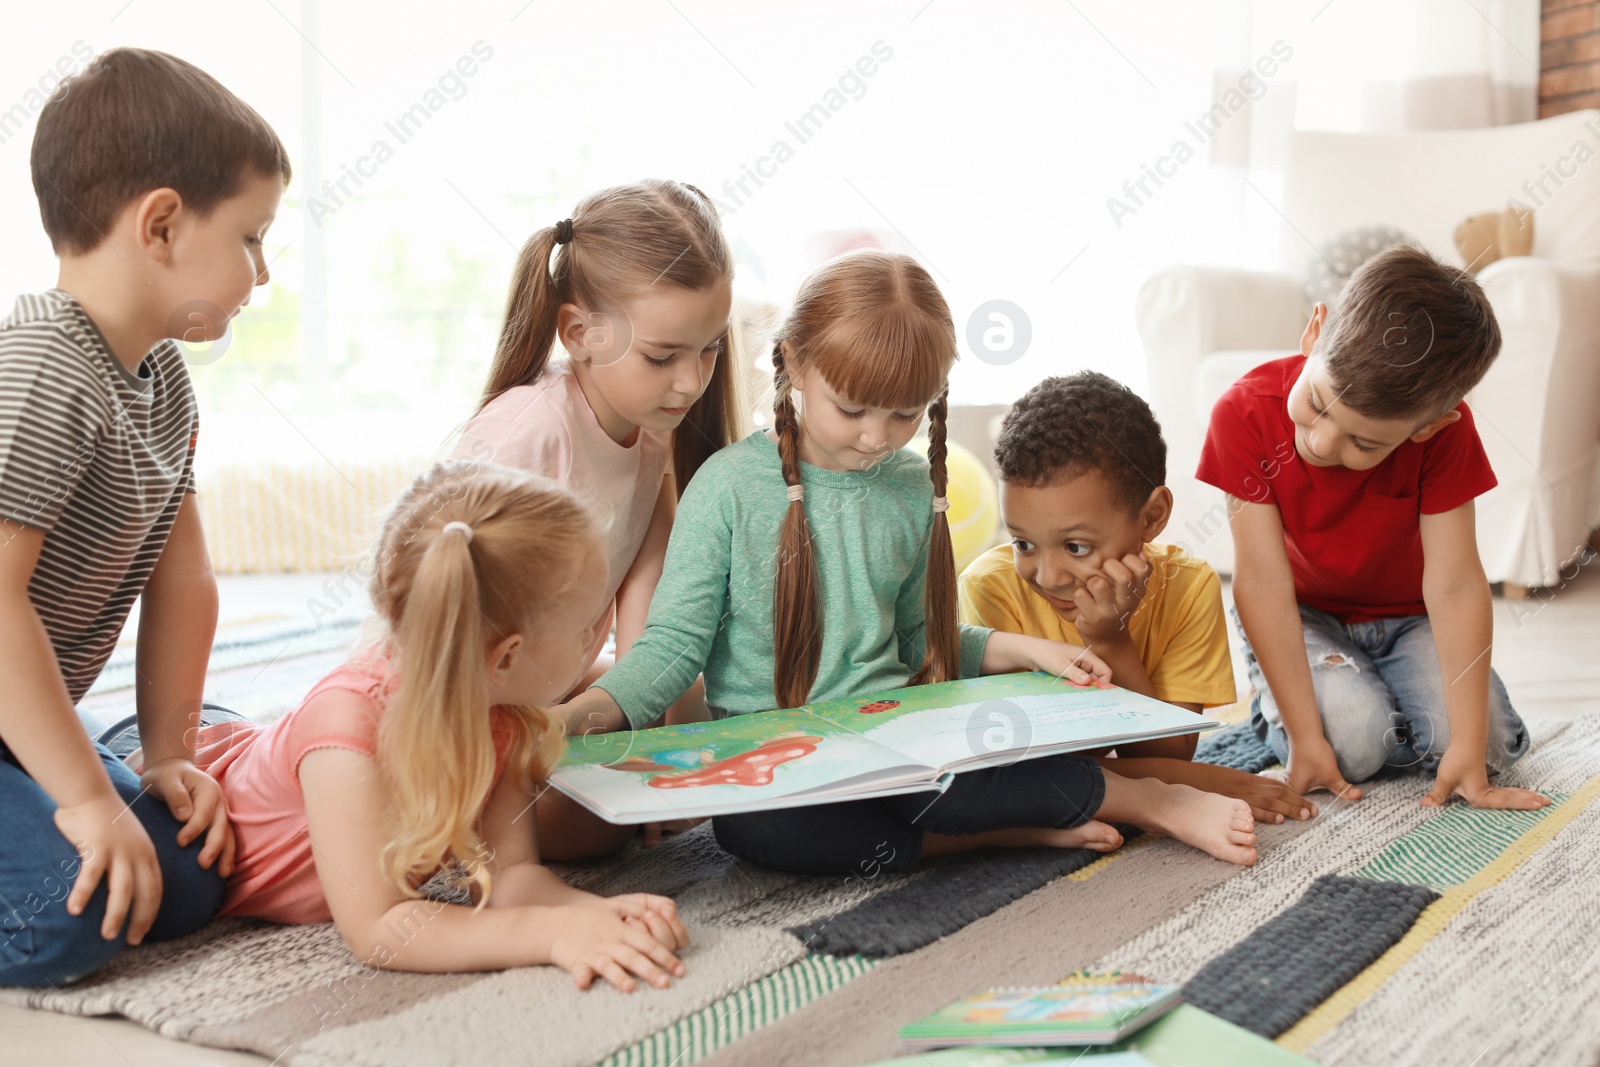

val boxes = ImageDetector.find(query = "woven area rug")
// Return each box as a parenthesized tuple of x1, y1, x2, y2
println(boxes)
(16, 639, 1600, 1067)
(699, 715, 1600, 1067)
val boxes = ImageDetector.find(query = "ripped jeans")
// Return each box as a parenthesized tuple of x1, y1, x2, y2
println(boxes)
(1234, 604, 1529, 784)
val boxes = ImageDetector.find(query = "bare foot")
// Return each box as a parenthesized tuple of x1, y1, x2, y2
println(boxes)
(1104, 756, 1314, 824)
(920, 819, 1124, 860)
(1032, 819, 1123, 853)
(1155, 785, 1258, 866)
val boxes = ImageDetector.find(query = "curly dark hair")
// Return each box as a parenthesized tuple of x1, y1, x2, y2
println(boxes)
(994, 371, 1166, 513)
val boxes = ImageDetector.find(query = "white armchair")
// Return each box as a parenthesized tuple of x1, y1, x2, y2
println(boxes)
(1138, 110, 1600, 588)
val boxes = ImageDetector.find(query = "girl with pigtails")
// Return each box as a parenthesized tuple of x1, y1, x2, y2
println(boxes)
(141, 462, 690, 991)
(451, 179, 746, 857)
(562, 251, 1260, 874)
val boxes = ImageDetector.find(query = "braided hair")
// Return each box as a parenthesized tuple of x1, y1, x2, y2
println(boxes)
(767, 251, 959, 708)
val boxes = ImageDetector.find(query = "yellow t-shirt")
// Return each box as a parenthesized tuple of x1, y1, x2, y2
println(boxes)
(957, 541, 1236, 708)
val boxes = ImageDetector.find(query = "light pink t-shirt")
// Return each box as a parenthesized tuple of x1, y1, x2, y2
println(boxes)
(451, 361, 671, 669)
(154, 647, 516, 924)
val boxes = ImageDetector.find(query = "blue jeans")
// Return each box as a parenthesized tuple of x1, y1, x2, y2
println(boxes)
(1235, 604, 1530, 784)
(0, 740, 225, 986)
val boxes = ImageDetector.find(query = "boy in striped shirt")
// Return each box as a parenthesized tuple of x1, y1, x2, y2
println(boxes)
(0, 48, 290, 985)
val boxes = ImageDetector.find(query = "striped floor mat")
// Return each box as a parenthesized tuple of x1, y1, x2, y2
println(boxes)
(695, 715, 1600, 1067)
(599, 953, 877, 1067)
(10, 696, 1595, 1066)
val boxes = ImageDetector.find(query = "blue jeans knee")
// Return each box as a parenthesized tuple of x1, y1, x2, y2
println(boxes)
(1240, 604, 1400, 783)
(1374, 617, 1531, 776)
(0, 742, 225, 987)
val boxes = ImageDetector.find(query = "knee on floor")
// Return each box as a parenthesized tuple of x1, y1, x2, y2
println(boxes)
(1310, 675, 1399, 783)
(0, 890, 123, 987)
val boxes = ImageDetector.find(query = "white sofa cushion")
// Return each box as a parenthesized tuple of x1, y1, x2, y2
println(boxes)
(1195, 350, 1290, 426)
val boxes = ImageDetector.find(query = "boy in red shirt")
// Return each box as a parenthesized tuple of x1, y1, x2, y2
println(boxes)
(1198, 246, 1546, 811)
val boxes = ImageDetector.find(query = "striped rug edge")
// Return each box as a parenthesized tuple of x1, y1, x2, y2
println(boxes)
(1277, 771, 1600, 1053)
(598, 954, 877, 1067)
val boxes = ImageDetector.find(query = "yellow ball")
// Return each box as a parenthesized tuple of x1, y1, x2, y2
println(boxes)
(909, 437, 1000, 572)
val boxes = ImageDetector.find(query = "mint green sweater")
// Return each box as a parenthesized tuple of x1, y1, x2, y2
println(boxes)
(595, 431, 993, 727)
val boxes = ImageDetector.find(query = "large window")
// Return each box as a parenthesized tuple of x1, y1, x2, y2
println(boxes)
(3, 1, 1303, 467)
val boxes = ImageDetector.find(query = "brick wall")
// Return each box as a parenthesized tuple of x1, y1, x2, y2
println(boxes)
(1541, 0, 1600, 117)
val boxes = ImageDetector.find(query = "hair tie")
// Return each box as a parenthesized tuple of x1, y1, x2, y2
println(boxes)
(441, 520, 474, 544)
(786, 484, 804, 502)
(931, 496, 950, 513)
(553, 218, 574, 245)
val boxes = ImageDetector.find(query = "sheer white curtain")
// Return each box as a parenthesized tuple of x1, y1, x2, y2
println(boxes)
(1302, 0, 1538, 131)
(1237, 0, 1540, 138)
(1200, 0, 1540, 272)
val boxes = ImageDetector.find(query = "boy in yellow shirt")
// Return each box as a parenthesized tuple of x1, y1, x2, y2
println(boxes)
(960, 372, 1315, 823)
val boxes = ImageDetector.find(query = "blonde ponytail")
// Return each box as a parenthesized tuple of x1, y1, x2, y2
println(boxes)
(479, 227, 565, 407)
(370, 461, 591, 901)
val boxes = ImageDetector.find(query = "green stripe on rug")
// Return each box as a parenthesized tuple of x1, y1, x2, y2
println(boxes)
(1281, 771, 1600, 1054)
(599, 954, 877, 1067)
(1353, 793, 1567, 890)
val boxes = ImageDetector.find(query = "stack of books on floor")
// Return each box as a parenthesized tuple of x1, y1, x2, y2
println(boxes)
(868, 972, 1314, 1066)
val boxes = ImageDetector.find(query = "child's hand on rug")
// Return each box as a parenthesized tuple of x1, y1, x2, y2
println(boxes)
(141, 756, 237, 876)
(1422, 746, 1550, 811)
(53, 792, 163, 943)
(1102, 758, 1318, 824)
(549, 902, 686, 992)
(1186, 762, 1318, 823)
(1285, 737, 1363, 802)
(603, 892, 690, 952)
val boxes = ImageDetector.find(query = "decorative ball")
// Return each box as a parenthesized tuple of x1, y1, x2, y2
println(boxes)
(909, 436, 1001, 572)
(1302, 225, 1423, 313)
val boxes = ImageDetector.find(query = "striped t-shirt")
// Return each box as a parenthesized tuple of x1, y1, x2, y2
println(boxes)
(0, 289, 198, 704)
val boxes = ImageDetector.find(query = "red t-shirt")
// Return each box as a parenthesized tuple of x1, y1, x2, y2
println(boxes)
(1196, 355, 1496, 623)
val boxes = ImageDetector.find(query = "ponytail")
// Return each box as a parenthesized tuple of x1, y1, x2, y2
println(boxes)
(479, 226, 565, 410)
(369, 462, 587, 904)
(379, 526, 499, 901)
(770, 343, 823, 708)
(909, 384, 961, 686)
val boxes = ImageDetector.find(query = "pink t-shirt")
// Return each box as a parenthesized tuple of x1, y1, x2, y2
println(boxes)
(450, 361, 671, 668)
(169, 647, 514, 924)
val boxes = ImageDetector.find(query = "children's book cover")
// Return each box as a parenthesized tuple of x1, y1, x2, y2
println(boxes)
(863, 1004, 1317, 1065)
(899, 973, 1181, 1048)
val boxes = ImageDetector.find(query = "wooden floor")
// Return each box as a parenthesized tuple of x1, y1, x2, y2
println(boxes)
(7, 564, 1599, 1066)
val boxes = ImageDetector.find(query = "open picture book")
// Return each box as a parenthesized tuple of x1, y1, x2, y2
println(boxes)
(548, 672, 1222, 823)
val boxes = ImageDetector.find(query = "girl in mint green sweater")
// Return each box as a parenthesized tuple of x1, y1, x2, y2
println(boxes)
(562, 251, 1258, 873)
